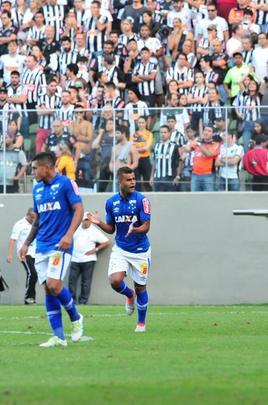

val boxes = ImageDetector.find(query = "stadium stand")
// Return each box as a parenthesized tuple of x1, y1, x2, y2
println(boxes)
(0, 0, 268, 192)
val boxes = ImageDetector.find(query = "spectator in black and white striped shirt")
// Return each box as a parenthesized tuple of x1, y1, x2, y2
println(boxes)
(21, 54, 46, 125)
(55, 90, 75, 130)
(132, 47, 157, 106)
(36, 79, 62, 153)
(166, 52, 194, 95)
(7, 70, 28, 138)
(84, 1, 110, 55)
(59, 36, 78, 77)
(42, 0, 65, 42)
(26, 10, 46, 48)
(150, 125, 180, 192)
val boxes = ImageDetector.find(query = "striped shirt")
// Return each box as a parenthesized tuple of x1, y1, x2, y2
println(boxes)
(242, 94, 261, 121)
(118, 33, 140, 47)
(189, 85, 208, 112)
(21, 67, 46, 104)
(153, 141, 179, 179)
(7, 84, 28, 117)
(85, 15, 108, 53)
(204, 69, 219, 85)
(37, 93, 62, 129)
(170, 130, 187, 147)
(133, 61, 157, 96)
(42, 4, 65, 41)
(166, 65, 194, 94)
(55, 104, 75, 129)
(59, 50, 78, 76)
(27, 25, 46, 43)
(203, 101, 225, 126)
(242, 49, 254, 65)
(11, 9, 24, 29)
(254, 0, 268, 24)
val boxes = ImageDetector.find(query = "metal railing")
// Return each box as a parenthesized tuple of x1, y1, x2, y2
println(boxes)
(1, 104, 268, 193)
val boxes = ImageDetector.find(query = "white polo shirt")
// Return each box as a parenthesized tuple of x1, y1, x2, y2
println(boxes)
(10, 217, 35, 258)
(71, 224, 109, 263)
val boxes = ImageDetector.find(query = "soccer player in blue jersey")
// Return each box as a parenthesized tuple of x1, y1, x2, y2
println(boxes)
(89, 166, 151, 332)
(19, 152, 84, 347)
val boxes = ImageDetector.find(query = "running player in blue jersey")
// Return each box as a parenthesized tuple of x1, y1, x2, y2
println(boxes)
(89, 166, 151, 332)
(19, 152, 84, 347)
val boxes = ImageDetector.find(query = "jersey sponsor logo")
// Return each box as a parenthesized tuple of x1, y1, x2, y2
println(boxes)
(142, 198, 151, 214)
(70, 179, 80, 195)
(114, 215, 138, 223)
(113, 200, 120, 206)
(37, 201, 61, 213)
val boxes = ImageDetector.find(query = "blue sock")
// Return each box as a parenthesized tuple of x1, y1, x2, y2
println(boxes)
(112, 281, 133, 298)
(136, 290, 148, 324)
(56, 287, 80, 322)
(45, 294, 65, 340)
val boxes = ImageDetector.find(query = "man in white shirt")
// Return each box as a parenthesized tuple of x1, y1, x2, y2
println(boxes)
(215, 132, 244, 191)
(196, 3, 229, 44)
(0, 40, 25, 85)
(68, 212, 110, 304)
(7, 208, 37, 304)
(252, 32, 268, 81)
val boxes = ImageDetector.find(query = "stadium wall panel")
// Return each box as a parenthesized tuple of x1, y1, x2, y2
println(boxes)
(1, 193, 268, 305)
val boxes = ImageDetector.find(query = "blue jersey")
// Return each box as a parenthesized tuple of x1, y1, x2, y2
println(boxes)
(33, 174, 82, 254)
(105, 191, 151, 253)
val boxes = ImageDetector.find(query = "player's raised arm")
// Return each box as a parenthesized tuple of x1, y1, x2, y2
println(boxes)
(88, 210, 115, 234)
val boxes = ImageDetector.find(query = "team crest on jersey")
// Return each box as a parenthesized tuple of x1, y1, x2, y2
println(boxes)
(142, 198, 151, 214)
(37, 201, 61, 212)
(140, 262, 148, 275)
(71, 179, 80, 195)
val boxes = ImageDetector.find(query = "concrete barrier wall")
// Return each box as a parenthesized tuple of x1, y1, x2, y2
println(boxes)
(1, 192, 268, 305)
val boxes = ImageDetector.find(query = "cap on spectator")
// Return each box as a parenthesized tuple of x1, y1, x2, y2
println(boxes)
(0, 86, 7, 93)
(83, 212, 90, 220)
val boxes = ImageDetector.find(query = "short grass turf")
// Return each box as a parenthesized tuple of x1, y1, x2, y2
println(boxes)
(0, 305, 268, 405)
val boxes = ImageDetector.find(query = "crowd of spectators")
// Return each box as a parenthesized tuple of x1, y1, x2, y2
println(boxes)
(1, 0, 268, 192)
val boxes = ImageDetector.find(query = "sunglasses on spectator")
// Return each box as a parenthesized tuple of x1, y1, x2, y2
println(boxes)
(208, 9, 216, 11)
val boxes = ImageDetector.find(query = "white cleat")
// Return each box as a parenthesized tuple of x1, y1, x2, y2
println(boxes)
(39, 336, 67, 348)
(71, 314, 84, 342)
(125, 291, 135, 316)
(135, 323, 146, 333)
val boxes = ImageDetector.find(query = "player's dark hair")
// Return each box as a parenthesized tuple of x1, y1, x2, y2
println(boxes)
(117, 166, 134, 180)
(32, 152, 56, 167)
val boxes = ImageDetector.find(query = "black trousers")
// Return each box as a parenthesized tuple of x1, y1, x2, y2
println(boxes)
(252, 175, 268, 191)
(68, 261, 95, 304)
(98, 165, 112, 192)
(135, 157, 152, 192)
(21, 255, 38, 301)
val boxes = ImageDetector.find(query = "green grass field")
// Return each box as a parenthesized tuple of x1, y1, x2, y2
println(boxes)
(0, 305, 268, 405)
